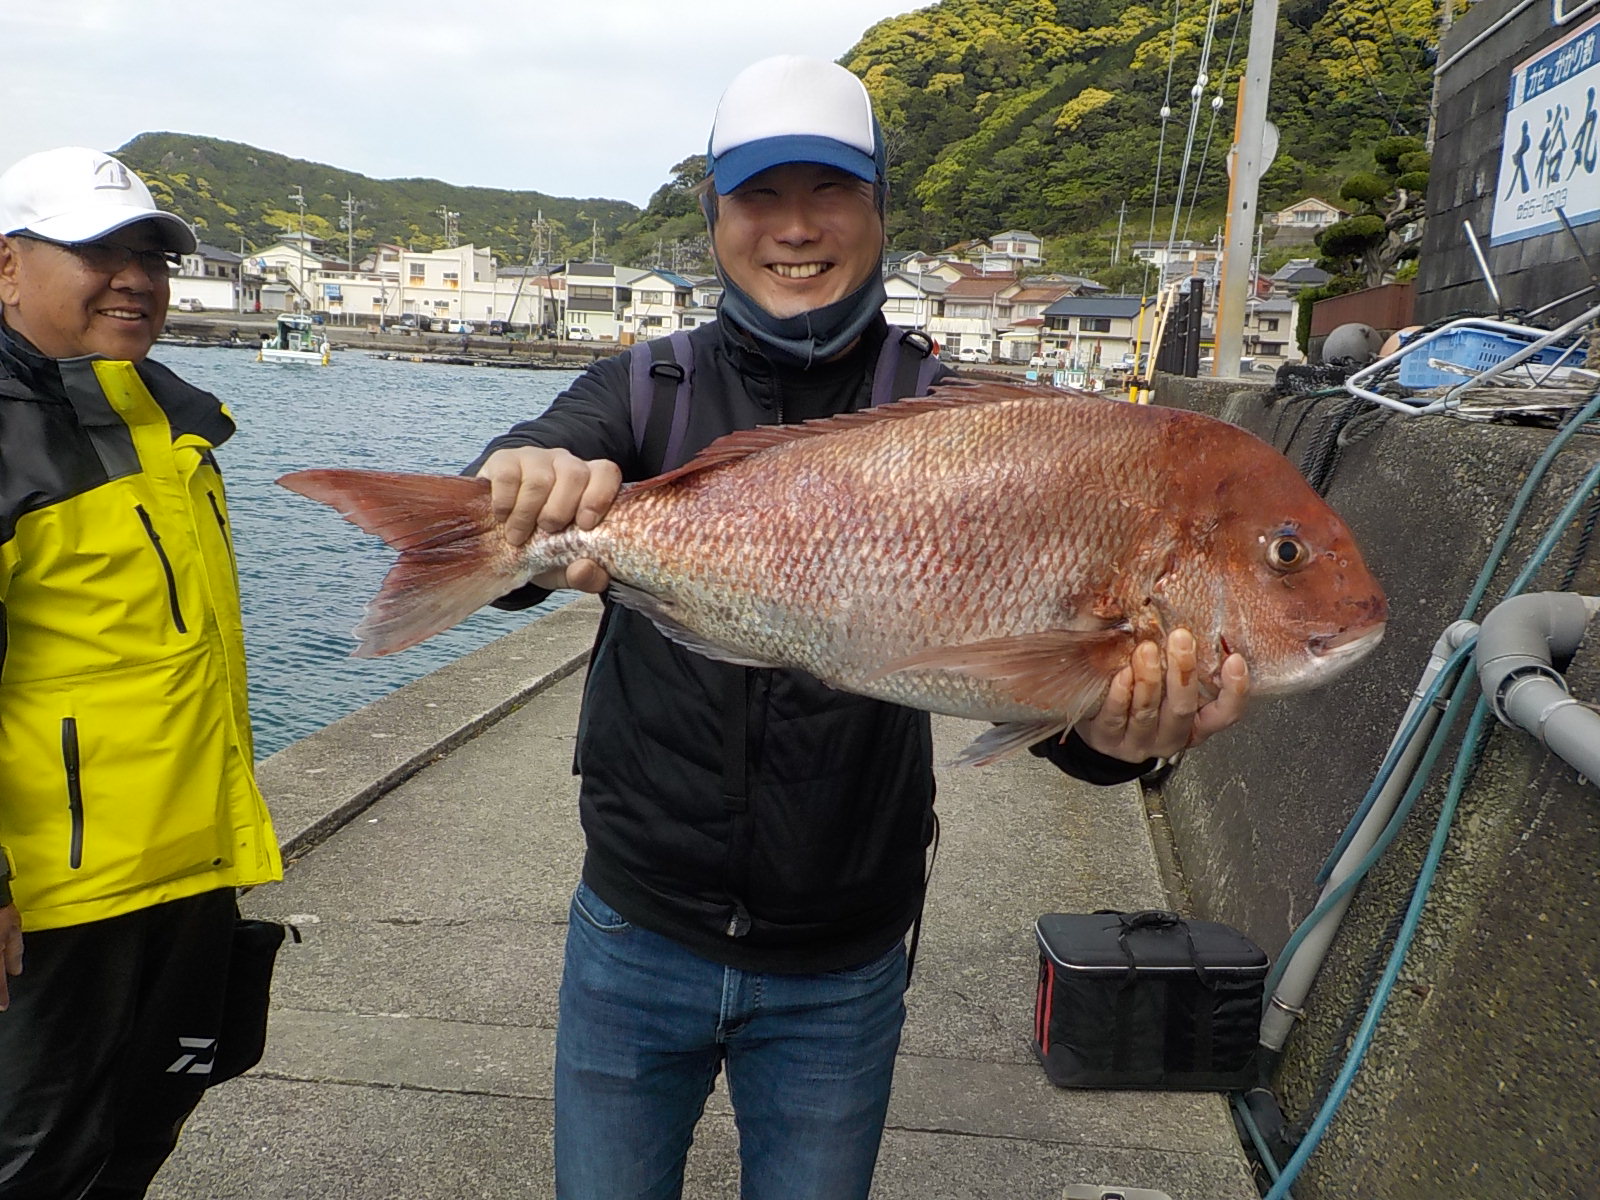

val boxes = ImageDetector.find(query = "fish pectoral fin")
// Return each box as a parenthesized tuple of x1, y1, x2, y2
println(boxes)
(875, 628, 1133, 716)
(606, 582, 779, 669)
(952, 721, 1070, 768)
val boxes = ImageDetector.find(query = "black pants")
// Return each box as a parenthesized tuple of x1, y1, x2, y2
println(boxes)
(0, 888, 236, 1200)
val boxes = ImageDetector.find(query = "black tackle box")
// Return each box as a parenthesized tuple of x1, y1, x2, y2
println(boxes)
(1032, 910, 1268, 1090)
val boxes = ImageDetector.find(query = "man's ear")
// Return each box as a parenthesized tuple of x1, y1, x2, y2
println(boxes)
(0, 236, 23, 309)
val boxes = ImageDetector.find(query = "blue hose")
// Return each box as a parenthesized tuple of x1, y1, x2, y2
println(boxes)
(1261, 700, 1491, 1200)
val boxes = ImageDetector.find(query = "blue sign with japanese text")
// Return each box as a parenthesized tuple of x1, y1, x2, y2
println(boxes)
(1492, 12, 1600, 245)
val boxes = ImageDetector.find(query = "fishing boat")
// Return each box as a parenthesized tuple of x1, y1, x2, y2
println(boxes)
(258, 313, 332, 366)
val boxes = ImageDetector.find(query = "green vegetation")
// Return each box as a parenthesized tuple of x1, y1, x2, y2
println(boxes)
(117, 132, 637, 265)
(117, 0, 1443, 283)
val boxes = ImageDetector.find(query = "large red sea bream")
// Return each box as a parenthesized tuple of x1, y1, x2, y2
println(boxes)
(280, 382, 1387, 764)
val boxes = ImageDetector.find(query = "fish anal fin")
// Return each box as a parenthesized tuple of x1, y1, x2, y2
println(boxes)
(877, 628, 1134, 717)
(607, 581, 778, 668)
(952, 720, 1071, 768)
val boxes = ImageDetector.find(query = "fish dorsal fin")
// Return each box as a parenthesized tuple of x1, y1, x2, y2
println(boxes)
(629, 379, 1083, 495)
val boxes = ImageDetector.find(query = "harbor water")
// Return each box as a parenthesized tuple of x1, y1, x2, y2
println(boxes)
(150, 344, 582, 757)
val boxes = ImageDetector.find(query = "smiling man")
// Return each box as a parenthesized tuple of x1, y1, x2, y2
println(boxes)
(467, 57, 1246, 1199)
(0, 148, 281, 1199)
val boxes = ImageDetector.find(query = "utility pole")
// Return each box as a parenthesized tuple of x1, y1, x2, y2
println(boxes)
(289, 185, 306, 311)
(1214, 0, 1280, 378)
(1113, 199, 1127, 266)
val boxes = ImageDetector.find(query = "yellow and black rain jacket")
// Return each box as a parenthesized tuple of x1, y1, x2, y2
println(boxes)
(0, 326, 281, 932)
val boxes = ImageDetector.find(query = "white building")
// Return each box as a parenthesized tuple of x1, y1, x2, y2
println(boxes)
(880, 269, 948, 332)
(624, 269, 695, 337)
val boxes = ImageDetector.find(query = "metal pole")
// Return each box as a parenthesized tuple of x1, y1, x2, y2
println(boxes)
(1214, 0, 1279, 378)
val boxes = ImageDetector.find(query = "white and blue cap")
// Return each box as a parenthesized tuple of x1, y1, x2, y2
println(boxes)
(0, 146, 196, 254)
(707, 56, 886, 195)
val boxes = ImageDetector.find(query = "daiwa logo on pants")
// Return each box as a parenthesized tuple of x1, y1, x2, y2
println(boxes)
(166, 1036, 216, 1076)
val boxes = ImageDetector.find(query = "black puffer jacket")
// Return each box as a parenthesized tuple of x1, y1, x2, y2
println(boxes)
(480, 317, 1150, 973)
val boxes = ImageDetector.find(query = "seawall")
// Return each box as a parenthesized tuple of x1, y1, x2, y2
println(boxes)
(1154, 373, 1600, 1197)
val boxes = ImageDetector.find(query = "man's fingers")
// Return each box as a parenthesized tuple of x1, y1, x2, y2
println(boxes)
(564, 559, 612, 594)
(1191, 653, 1250, 746)
(574, 460, 622, 532)
(1127, 641, 1164, 725)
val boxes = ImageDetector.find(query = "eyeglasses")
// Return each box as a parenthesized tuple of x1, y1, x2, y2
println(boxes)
(11, 233, 182, 278)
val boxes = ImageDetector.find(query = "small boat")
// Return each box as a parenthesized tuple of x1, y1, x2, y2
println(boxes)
(258, 314, 332, 366)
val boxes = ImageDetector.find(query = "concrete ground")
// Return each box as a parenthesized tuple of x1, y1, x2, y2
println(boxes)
(148, 597, 1257, 1200)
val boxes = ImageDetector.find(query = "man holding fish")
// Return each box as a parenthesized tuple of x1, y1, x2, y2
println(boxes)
(474, 57, 1251, 1199)
(283, 47, 1394, 1197)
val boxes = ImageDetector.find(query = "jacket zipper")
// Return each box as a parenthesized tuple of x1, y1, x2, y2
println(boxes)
(206, 491, 236, 571)
(62, 717, 84, 869)
(135, 504, 188, 633)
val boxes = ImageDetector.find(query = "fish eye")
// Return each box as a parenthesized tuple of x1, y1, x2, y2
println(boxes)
(1267, 535, 1309, 572)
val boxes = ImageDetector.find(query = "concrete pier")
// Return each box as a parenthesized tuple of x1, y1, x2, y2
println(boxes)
(148, 596, 1256, 1199)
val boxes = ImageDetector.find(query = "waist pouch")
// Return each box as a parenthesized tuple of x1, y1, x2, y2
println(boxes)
(211, 918, 298, 1086)
(1032, 909, 1267, 1090)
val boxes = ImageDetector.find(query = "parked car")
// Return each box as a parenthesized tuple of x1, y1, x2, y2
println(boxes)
(175, 297, 204, 312)
(957, 345, 992, 363)
(445, 320, 476, 334)
(1028, 351, 1066, 368)
(487, 319, 510, 336)
(566, 325, 595, 341)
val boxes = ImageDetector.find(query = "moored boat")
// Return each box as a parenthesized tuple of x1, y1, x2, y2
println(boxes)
(258, 313, 332, 366)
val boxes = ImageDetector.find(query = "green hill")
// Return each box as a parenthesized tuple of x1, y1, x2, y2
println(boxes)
(116, 0, 1442, 282)
(115, 132, 639, 265)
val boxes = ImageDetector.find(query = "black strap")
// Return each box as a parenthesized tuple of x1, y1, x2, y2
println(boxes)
(719, 665, 754, 938)
(905, 809, 941, 985)
(641, 339, 686, 473)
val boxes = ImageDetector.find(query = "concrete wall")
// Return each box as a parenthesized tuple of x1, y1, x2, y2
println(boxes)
(1415, 0, 1600, 323)
(1152, 373, 1600, 1197)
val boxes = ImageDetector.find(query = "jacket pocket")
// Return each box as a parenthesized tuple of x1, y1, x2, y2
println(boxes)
(205, 490, 236, 572)
(135, 504, 188, 633)
(62, 716, 84, 870)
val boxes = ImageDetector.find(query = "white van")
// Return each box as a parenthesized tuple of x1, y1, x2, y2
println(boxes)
(566, 325, 595, 341)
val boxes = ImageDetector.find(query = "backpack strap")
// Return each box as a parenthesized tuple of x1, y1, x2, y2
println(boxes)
(871, 324, 940, 409)
(629, 331, 696, 472)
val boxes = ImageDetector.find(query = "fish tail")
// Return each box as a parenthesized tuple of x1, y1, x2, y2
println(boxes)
(278, 468, 533, 657)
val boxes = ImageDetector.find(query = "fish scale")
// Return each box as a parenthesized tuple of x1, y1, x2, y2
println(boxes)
(279, 382, 1388, 764)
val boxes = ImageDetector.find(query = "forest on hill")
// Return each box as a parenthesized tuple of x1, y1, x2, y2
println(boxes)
(117, 0, 1444, 284)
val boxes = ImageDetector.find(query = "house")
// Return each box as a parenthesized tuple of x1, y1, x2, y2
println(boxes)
(625, 268, 694, 337)
(927, 274, 1020, 357)
(1039, 295, 1153, 367)
(1269, 259, 1331, 296)
(985, 230, 1044, 270)
(563, 262, 647, 341)
(168, 242, 259, 313)
(1270, 197, 1345, 230)
(881, 269, 949, 331)
(1243, 296, 1302, 366)
(997, 283, 1080, 360)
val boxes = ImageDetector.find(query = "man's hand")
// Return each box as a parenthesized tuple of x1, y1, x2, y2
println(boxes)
(0, 904, 21, 1012)
(1074, 628, 1250, 764)
(476, 446, 622, 592)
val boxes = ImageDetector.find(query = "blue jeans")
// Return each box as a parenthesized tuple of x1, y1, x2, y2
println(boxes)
(554, 882, 908, 1200)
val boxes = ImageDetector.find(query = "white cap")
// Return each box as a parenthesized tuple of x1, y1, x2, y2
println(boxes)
(707, 56, 885, 195)
(0, 146, 197, 253)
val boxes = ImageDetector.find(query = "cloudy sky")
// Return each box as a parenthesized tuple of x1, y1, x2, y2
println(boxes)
(7, 0, 926, 207)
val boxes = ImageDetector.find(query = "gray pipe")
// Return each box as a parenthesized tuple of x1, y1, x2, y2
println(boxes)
(1259, 620, 1478, 1053)
(1476, 592, 1600, 784)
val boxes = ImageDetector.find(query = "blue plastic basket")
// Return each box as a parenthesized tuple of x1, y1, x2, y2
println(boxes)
(1398, 327, 1582, 389)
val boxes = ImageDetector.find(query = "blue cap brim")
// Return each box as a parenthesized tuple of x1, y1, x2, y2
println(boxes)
(711, 135, 879, 194)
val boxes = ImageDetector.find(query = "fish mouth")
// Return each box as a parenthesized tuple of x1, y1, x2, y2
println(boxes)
(1311, 622, 1387, 659)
